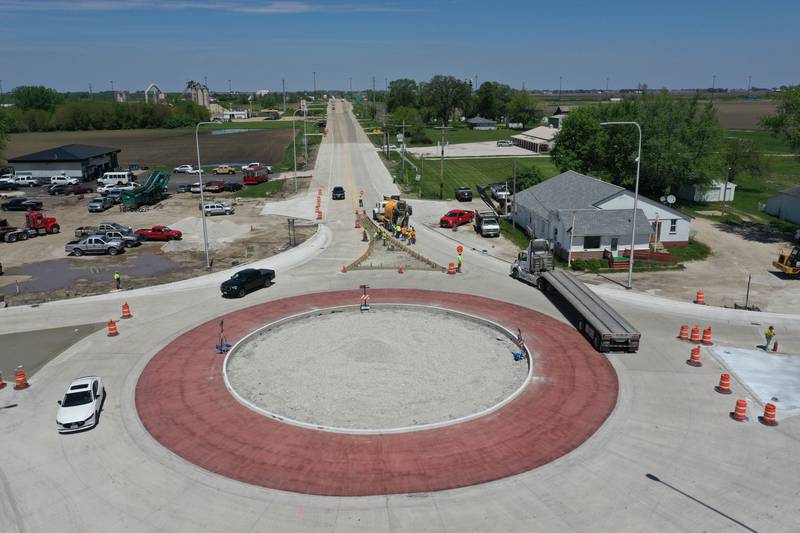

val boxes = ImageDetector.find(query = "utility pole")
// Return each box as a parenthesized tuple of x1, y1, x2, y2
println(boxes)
(349, 77, 352, 102)
(711, 74, 716, 104)
(88, 83, 92, 96)
(228, 79, 232, 95)
(204, 76, 207, 87)
(512, 160, 517, 223)
(372, 76, 376, 119)
(282, 79, 286, 112)
(439, 125, 446, 200)
(747, 75, 752, 94)
(522, 81, 525, 92)
(401, 120, 406, 183)
(313, 71, 316, 100)
(558, 76, 562, 101)
(606, 77, 609, 92)
(110, 80, 114, 93)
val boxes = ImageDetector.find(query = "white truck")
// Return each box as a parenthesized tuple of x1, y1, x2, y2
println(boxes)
(474, 211, 500, 237)
(511, 239, 641, 353)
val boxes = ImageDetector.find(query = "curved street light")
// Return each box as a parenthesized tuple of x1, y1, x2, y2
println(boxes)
(600, 121, 642, 290)
(291, 107, 307, 193)
(194, 121, 215, 270)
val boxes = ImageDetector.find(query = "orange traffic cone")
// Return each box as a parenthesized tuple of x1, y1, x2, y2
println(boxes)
(731, 399, 748, 422)
(759, 403, 779, 426)
(398, 265, 405, 274)
(355, 217, 361, 229)
(340, 265, 347, 273)
(447, 262, 455, 275)
(715, 373, 732, 394)
(316, 211, 323, 220)
(14, 366, 30, 390)
(121, 302, 133, 319)
(689, 325, 701, 343)
(772, 342, 779, 352)
(0, 371, 6, 390)
(694, 290, 706, 305)
(107, 319, 119, 337)
(678, 324, 689, 341)
(686, 346, 702, 367)
(701, 327, 713, 345)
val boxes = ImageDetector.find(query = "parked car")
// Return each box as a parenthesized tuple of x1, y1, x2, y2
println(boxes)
(173, 165, 195, 174)
(175, 183, 192, 193)
(455, 186, 473, 202)
(135, 225, 182, 241)
(204, 180, 225, 193)
(241, 162, 263, 171)
(496, 139, 513, 147)
(223, 181, 243, 192)
(380, 144, 399, 151)
(2, 198, 43, 211)
(50, 175, 80, 186)
(213, 165, 237, 175)
(203, 202, 234, 216)
(65, 235, 126, 256)
(14, 176, 41, 187)
(87, 197, 113, 212)
(106, 190, 124, 204)
(0, 174, 14, 184)
(98, 183, 135, 194)
(331, 185, 346, 200)
(220, 268, 275, 298)
(0, 181, 17, 191)
(440, 209, 475, 228)
(100, 230, 140, 248)
(190, 182, 202, 193)
(74, 222, 133, 238)
(56, 376, 105, 433)
(51, 184, 92, 196)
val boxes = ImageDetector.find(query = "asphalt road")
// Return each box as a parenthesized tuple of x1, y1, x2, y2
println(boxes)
(0, 101, 798, 532)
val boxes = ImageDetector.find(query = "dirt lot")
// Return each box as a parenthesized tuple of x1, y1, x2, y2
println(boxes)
(590, 217, 800, 313)
(0, 178, 315, 307)
(713, 99, 777, 129)
(6, 128, 294, 169)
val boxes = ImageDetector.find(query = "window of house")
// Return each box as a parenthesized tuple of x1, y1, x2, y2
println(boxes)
(583, 236, 601, 249)
(669, 219, 677, 234)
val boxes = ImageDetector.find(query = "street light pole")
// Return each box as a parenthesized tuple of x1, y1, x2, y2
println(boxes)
(600, 121, 642, 290)
(291, 107, 305, 193)
(195, 121, 216, 270)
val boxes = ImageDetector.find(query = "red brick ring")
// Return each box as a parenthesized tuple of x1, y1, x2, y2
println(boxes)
(136, 289, 618, 496)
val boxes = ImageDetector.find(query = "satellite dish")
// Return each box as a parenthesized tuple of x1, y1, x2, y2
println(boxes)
(666, 194, 676, 205)
(660, 196, 666, 203)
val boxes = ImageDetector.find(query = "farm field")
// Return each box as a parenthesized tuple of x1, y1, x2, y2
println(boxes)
(6, 126, 295, 170)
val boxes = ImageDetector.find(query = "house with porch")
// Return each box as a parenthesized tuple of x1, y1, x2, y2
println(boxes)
(512, 170, 691, 259)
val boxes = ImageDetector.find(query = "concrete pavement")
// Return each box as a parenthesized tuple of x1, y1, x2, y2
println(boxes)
(0, 100, 798, 532)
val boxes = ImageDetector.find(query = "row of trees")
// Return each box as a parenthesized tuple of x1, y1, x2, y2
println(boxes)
(550, 91, 771, 197)
(0, 86, 210, 133)
(386, 76, 543, 128)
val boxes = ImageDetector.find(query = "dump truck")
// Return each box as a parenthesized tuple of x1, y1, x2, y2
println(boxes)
(474, 211, 501, 237)
(511, 239, 641, 353)
(0, 211, 61, 243)
(773, 246, 800, 275)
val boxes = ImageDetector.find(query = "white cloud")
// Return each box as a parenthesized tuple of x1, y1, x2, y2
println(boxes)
(0, 0, 418, 13)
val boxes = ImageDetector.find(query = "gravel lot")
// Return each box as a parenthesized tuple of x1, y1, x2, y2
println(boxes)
(227, 307, 527, 430)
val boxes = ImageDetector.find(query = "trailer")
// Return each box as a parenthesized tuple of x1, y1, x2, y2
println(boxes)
(511, 239, 640, 353)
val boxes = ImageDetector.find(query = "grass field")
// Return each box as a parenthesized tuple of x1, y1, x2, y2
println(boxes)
(236, 179, 286, 198)
(405, 127, 520, 147)
(198, 120, 298, 130)
(399, 155, 560, 199)
(726, 129, 793, 153)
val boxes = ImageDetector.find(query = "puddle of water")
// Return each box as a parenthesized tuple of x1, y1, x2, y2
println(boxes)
(1, 250, 182, 295)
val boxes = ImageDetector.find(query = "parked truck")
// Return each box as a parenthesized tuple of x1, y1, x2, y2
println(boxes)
(372, 194, 400, 220)
(65, 235, 126, 256)
(383, 198, 412, 228)
(75, 222, 133, 239)
(474, 211, 501, 237)
(511, 239, 640, 353)
(0, 211, 61, 243)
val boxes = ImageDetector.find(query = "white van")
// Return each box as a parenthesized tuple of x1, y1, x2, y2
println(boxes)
(98, 171, 133, 187)
(51, 175, 80, 186)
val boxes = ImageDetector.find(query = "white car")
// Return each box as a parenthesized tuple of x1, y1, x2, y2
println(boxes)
(380, 144, 399, 152)
(56, 376, 105, 433)
(241, 162, 263, 171)
(203, 202, 234, 216)
(14, 175, 41, 187)
(173, 165, 195, 174)
(98, 183, 136, 194)
(496, 139, 513, 147)
(50, 175, 80, 186)
(0, 173, 16, 184)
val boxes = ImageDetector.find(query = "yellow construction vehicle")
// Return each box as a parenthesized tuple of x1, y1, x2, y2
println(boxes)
(384, 198, 412, 228)
(774, 246, 800, 275)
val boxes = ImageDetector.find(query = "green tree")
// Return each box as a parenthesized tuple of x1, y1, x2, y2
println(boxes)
(474, 82, 512, 121)
(387, 79, 419, 112)
(506, 91, 543, 128)
(0, 112, 9, 163)
(389, 106, 430, 144)
(515, 167, 543, 190)
(761, 86, 800, 154)
(723, 137, 766, 183)
(551, 92, 722, 197)
(420, 75, 472, 126)
(14, 86, 62, 112)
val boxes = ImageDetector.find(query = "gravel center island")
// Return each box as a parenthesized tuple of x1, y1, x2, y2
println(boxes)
(225, 306, 530, 431)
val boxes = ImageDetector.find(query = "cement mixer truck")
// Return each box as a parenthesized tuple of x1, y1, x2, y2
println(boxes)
(383, 198, 412, 229)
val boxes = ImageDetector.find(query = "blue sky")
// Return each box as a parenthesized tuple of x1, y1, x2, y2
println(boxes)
(1, 0, 798, 93)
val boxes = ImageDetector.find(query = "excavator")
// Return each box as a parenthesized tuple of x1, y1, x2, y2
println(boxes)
(773, 246, 800, 275)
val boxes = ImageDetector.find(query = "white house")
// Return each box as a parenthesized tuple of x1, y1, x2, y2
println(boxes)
(765, 186, 800, 224)
(513, 170, 692, 259)
(512, 113, 566, 153)
(678, 180, 736, 203)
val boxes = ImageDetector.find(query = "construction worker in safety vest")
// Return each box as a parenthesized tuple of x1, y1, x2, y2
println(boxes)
(114, 271, 121, 290)
(395, 224, 401, 238)
(401, 226, 408, 241)
(456, 253, 463, 273)
(359, 194, 364, 208)
(410, 227, 416, 245)
(764, 326, 776, 350)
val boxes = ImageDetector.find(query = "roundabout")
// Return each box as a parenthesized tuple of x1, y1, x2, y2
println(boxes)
(135, 289, 618, 496)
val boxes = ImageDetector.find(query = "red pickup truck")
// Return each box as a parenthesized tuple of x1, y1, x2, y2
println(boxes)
(134, 225, 182, 241)
(439, 209, 475, 228)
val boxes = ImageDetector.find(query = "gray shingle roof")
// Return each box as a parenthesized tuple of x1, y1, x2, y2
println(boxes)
(558, 208, 652, 237)
(515, 170, 624, 220)
(9, 144, 120, 163)
(466, 116, 496, 125)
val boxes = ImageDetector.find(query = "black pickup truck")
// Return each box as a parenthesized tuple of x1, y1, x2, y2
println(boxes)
(220, 268, 275, 298)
